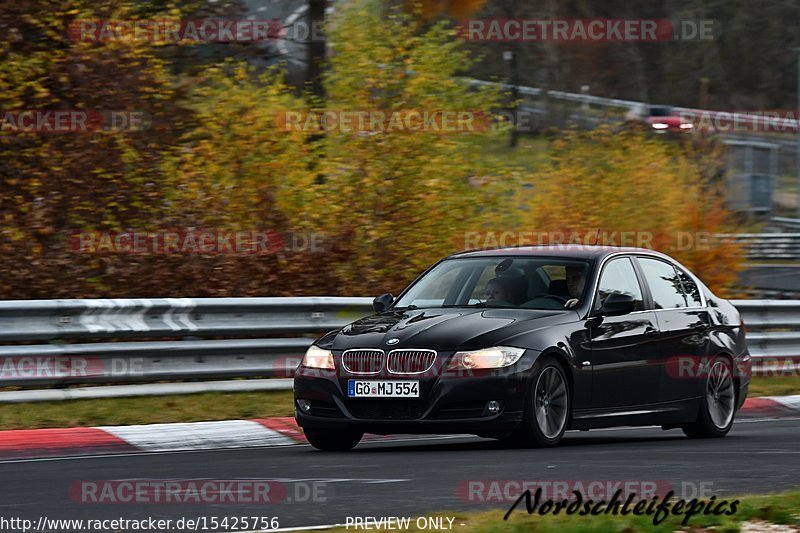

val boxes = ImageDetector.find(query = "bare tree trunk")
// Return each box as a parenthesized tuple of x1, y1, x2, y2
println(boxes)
(307, 0, 326, 183)
(626, 43, 649, 103)
(307, 0, 326, 101)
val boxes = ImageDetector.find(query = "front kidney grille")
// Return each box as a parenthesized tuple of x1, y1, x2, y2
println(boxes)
(341, 349, 385, 374)
(387, 349, 437, 375)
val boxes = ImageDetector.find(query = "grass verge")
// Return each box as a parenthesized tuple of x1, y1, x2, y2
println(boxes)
(0, 375, 796, 431)
(747, 375, 800, 397)
(0, 390, 294, 430)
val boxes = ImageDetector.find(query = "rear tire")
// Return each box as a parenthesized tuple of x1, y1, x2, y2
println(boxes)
(507, 356, 570, 447)
(682, 356, 736, 439)
(304, 429, 363, 451)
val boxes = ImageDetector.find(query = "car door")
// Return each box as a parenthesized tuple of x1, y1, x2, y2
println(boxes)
(589, 256, 662, 408)
(635, 256, 712, 404)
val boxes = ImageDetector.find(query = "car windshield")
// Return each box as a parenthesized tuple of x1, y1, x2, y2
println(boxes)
(393, 256, 592, 310)
(649, 106, 674, 117)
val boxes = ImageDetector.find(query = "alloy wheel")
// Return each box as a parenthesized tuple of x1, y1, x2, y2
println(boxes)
(534, 366, 568, 439)
(706, 360, 735, 429)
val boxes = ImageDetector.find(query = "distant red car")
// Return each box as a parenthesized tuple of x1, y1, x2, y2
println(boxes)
(643, 105, 694, 133)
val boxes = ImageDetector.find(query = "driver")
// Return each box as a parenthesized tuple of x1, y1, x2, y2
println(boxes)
(564, 265, 587, 309)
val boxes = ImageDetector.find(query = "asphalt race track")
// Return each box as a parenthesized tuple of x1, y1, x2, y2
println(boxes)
(2, 418, 799, 531)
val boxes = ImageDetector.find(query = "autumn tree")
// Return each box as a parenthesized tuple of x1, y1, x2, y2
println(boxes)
(1, 0, 748, 299)
(0, 0, 194, 297)
(402, 0, 489, 19)
(282, 0, 513, 294)
(514, 127, 743, 295)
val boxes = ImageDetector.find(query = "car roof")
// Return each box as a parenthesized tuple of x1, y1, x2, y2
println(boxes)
(449, 244, 670, 261)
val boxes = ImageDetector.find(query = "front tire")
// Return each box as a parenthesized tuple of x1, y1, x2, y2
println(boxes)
(304, 429, 363, 451)
(509, 356, 570, 447)
(682, 356, 736, 438)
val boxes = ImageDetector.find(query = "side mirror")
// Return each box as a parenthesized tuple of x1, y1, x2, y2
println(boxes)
(599, 293, 636, 316)
(373, 293, 395, 313)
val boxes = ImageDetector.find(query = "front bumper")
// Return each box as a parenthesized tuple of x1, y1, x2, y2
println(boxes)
(293, 350, 539, 436)
(734, 350, 750, 412)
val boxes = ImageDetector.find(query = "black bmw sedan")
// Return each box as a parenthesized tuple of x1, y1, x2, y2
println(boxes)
(294, 246, 750, 451)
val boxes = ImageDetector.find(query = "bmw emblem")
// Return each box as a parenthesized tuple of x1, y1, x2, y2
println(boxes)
(386, 338, 400, 345)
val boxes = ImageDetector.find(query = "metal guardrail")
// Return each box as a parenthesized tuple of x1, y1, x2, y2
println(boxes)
(0, 338, 313, 386)
(0, 298, 795, 401)
(771, 217, 800, 230)
(469, 78, 642, 111)
(731, 300, 800, 376)
(717, 234, 800, 261)
(0, 297, 373, 389)
(733, 300, 800, 330)
(0, 297, 372, 341)
(467, 78, 800, 132)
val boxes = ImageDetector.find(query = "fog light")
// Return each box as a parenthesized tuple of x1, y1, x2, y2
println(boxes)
(297, 399, 312, 413)
(486, 401, 501, 413)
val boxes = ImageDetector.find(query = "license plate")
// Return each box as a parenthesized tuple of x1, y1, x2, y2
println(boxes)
(347, 380, 419, 398)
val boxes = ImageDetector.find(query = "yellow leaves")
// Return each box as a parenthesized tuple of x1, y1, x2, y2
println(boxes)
(515, 129, 742, 295)
(2, 0, 743, 300)
(403, 0, 489, 20)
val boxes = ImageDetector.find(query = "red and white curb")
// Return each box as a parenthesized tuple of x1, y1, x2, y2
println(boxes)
(739, 395, 800, 418)
(0, 427, 138, 459)
(0, 417, 435, 460)
(1, 396, 798, 460)
(98, 420, 297, 452)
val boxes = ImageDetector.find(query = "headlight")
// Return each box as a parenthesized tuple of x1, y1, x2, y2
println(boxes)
(447, 346, 525, 370)
(302, 345, 335, 370)
(651, 122, 669, 129)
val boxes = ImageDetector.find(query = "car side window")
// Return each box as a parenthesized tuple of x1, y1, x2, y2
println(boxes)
(595, 257, 645, 312)
(637, 257, 687, 309)
(676, 268, 703, 307)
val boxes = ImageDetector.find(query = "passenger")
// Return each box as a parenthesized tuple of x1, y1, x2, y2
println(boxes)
(486, 276, 527, 306)
(485, 278, 512, 303)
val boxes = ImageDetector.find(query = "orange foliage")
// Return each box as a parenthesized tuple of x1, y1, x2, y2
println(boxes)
(514, 128, 744, 296)
(404, 0, 489, 19)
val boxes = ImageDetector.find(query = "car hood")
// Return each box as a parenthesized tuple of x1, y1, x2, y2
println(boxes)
(318, 307, 579, 352)
(646, 116, 687, 126)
